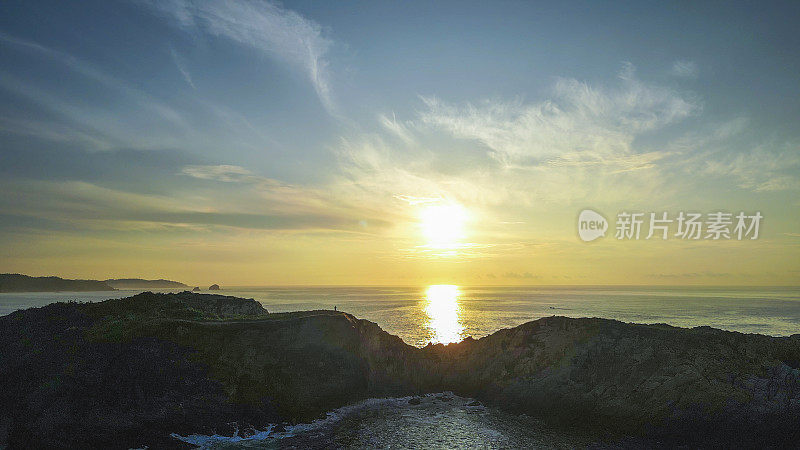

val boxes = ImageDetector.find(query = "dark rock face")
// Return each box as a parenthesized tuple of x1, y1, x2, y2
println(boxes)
(171, 290, 266, 317)
(0, 293, 274, 448)
(192, 286, 200, 291)
(2, 294, 800, 448)
(424, 317, 800, 447)
(208, 284, 221, 290)
(85, 291, 268, 320)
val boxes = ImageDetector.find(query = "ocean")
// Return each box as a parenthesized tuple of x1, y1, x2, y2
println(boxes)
(2, 285, 799, 347)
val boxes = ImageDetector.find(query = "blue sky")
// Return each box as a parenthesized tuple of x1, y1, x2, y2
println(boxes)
(0, 0, 798, 285)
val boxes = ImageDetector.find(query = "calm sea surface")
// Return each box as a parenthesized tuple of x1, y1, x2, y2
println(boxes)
(3, 285, 800, 346)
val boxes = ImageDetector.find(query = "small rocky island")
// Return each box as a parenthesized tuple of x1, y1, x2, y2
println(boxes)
(208, 284, 221, 290)
(2, 292, 800, 448)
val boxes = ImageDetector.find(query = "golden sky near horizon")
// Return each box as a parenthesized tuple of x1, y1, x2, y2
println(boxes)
(0, 2, 798, 286)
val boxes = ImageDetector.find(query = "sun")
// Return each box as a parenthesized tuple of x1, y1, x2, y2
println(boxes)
(419, 203, 467, 249)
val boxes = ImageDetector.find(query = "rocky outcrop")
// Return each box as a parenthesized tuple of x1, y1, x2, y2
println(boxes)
(208, 284, 221, 290)
(424, 317, 800, 447)
(192, 286, 200, 292)
(2, 293, 800, 448)
(0, 293, 274, 448)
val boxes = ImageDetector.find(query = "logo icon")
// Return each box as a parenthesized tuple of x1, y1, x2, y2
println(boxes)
(578, 209, 608, 242)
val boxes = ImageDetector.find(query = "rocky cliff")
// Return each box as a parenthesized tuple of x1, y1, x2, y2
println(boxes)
(1, 292, 799, 448)
(424, 316, 800, 447)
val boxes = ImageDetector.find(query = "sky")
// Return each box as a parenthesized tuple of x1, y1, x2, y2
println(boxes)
(0, 0, 798, 286)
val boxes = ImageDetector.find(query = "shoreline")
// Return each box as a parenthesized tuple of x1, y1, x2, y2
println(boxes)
(173, 392, 593, 448)
(2, 292, 800, 447)
(3, 285, 800, 343)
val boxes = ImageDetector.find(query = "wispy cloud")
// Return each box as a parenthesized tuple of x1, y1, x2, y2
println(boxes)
(545, 151, 671, 173)
(0, 33, 192, 150)
(146, 0, 337, 114)
(181, 164, 256, 183)
(419, 63, 699, 168)
(394, 194, 443, 205)
(0, 33, 187, 128)
(702, 144, 800, 192)
(503, 271, 539, 279)
(671, 60, 698, 78)
(379, 113, 416, 144)
(651, 271, 729, 278)
(667, 117, 800, 192)
(333, 64, 701, 218)
(179, 163, 400, 231)
(170, 47, 196, 89)
(0, 174, 389, 235)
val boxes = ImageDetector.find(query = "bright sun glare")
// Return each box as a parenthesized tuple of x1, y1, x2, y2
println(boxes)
(419, 204, 467, 249)
(424, 284, 465, 345)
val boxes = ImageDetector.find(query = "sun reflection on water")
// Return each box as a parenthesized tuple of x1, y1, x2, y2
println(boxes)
(423, 285, 465, 345)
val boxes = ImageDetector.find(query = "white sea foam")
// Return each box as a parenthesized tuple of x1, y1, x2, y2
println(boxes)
(170, 395, 419, 448)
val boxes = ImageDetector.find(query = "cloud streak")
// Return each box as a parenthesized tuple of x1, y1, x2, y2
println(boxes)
(671, 60, 698, 78)
(419, 64, 699, 168)
(379, 113, 416, 144)
(170, 47, 196, 89)
(702, 144, 800, 192)
(0, 176, 388, 235)
(147, 0, 336, 114)
(334, 64, 704, 220)
(0, 33, 187, 130)
(181, 164, 256, 183)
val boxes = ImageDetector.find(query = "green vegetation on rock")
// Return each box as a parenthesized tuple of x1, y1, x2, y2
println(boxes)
(2, 292, 800, 448)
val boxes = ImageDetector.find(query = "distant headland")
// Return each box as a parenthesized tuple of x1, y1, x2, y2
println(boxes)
(0, 274, 115, 292)
(104, 278, 187, 289)
(0, 274, 188, 292)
